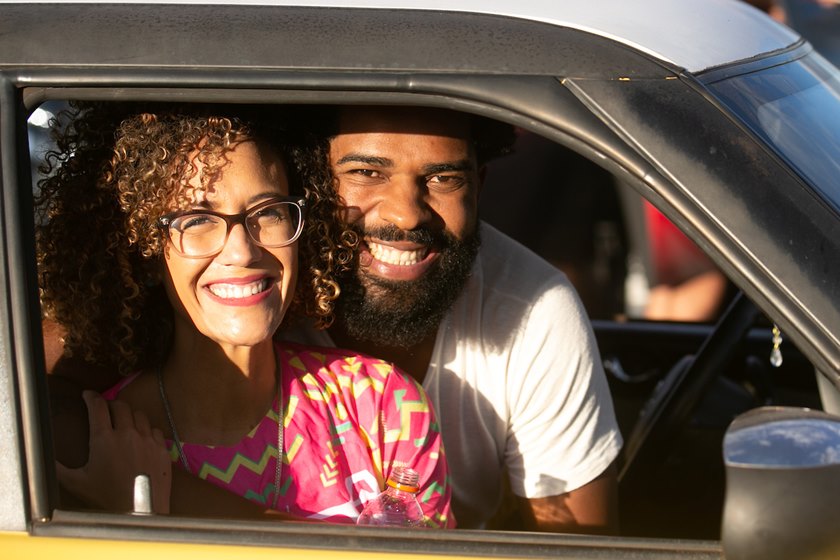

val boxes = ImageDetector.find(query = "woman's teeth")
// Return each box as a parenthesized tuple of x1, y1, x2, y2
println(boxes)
(208, 279, 269, 299)
(367, 241, 427, 265)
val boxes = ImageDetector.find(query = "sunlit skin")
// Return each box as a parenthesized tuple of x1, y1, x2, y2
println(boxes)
(327, 107, 480, 377)
(162, 140, 297, 358)
(329, 107, 480, 286)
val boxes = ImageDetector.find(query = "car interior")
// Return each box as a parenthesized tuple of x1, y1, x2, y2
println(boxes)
(477, 121, 821, 539)
(27, 98, 825, 544)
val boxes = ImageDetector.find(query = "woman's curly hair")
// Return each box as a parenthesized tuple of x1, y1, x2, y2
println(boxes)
(37, 102, 356, 376)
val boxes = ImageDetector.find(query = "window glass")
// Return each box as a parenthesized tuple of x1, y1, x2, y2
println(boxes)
(708, 53, 840, 214)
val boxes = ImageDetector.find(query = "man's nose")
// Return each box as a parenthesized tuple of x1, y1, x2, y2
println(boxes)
(378, 179, 433, 231)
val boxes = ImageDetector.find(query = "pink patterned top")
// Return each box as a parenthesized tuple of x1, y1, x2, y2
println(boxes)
(104, 341, 454, 527)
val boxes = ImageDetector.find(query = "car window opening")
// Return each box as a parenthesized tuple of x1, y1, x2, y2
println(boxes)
(31, 101, 822, 543)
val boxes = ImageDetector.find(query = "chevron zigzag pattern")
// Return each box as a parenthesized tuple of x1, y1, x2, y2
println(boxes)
(198, 444, 278, 483)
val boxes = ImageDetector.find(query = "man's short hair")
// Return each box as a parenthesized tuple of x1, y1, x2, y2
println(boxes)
(304, 104, 515, 166)
(469, 112, 516, 166)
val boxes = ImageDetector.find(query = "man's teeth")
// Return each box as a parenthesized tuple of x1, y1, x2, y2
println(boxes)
(208, 279, 269, 299)
(367, 241, 427, 265)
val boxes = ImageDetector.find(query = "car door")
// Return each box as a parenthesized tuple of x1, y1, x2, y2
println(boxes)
(3, 1, 838, 557)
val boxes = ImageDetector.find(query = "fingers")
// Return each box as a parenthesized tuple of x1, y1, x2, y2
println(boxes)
(82, 390, 112, 437)
(109, 399, 134, 431)
(151, 427, 167, 448)
(132, 408, 152, 437)
(60, 392, 173, 513)
(83, 390, 165, 445)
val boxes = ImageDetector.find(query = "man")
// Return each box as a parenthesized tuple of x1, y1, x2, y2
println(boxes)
(293, 105, 623, 532)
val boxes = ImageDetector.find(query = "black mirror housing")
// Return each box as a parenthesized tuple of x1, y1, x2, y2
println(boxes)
(722, 406, 840, 560)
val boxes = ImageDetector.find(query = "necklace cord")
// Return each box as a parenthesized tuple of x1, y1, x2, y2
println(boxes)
(273, 366, 284, 511)
(158, 368, 190, 471)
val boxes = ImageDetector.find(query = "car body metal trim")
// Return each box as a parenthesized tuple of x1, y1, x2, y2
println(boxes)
(0, 0, 800, 74)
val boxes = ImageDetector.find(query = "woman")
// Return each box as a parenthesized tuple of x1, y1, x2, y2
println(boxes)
(37, 103, 453, 527)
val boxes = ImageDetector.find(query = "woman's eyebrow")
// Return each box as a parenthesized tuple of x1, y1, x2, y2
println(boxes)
(334, 153, 393, 167)
(186, 200, 213, 210)
(192, 192, 281, 211)
(248, 192, 285, 205)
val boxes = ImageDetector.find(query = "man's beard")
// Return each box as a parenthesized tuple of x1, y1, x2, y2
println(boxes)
(335, 224, 481, 348)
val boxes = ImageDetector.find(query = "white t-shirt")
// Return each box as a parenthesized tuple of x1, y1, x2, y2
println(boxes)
(289, 223, 623, 529)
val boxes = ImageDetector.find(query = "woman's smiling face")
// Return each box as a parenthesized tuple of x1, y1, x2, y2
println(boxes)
(161, 139, 297, 350)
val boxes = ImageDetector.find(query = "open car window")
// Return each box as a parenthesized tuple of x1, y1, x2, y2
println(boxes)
(21, 97, 823, 550)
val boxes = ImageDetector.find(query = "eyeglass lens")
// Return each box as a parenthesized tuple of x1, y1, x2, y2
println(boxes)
(168, 201, 302, 257)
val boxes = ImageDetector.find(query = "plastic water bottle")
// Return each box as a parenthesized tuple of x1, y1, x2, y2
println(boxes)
(356, 466, 427, 528)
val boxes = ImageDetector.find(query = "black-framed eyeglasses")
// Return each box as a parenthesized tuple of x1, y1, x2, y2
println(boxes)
(157, 196, 306, 258)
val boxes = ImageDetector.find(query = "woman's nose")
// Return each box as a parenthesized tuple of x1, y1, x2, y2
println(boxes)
(216, 223, 261, 265)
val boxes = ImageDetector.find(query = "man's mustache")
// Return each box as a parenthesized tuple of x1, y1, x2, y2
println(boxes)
(354, 224, 448, 247)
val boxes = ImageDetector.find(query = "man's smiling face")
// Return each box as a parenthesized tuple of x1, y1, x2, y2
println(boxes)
(328, 106, 482, 347)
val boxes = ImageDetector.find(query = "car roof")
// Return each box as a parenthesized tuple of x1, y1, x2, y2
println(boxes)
(1, 0, 801, 73)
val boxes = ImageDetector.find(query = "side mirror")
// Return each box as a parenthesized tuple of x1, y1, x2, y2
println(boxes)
(722, 406, 840, 560)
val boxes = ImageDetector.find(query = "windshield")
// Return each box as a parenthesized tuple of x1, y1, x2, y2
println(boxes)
(707, 52, 840, 214)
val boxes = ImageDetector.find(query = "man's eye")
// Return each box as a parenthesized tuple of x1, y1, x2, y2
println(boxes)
(346, 169, 378, 177)
(427, 174, 466, 192)
(340, 168, 386, 185)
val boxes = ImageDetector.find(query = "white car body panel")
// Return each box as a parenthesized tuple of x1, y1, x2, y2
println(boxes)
(1, 0, 801, 72)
